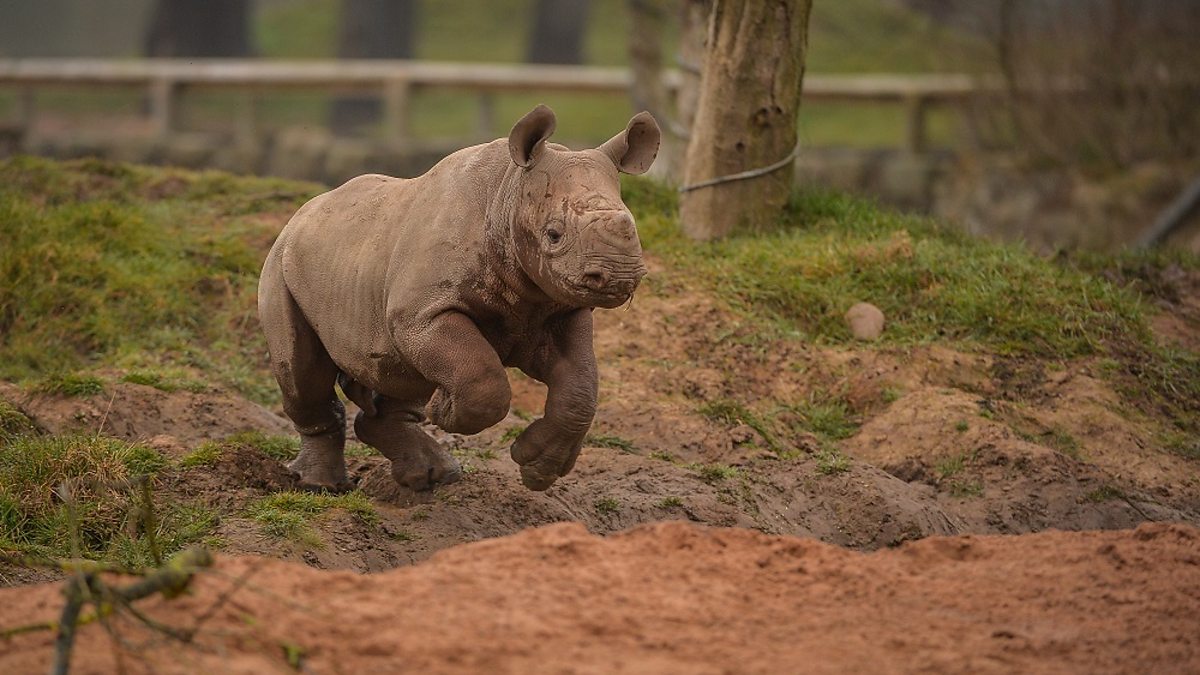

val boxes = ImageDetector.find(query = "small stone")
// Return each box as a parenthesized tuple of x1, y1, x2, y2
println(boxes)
(845, 302, 885, 341)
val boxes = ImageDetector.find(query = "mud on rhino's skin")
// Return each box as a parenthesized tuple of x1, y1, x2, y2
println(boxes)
(258, 105, 661, 492)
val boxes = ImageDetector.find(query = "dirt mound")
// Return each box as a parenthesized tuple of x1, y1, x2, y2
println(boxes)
(2, 521, 1197, 674)
(348, 415, 958, 563)
(0, 381, 291, 448)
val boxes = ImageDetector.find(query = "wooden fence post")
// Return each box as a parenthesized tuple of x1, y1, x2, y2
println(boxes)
(149, 78, 177, 138)
(382, 78, 410, 144)
(234, 90, 257, 147)
(476, 91, 496, 140)
(905, 94, 929, 153)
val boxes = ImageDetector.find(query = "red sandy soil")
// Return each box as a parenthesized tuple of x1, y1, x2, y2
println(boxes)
(1, 520, 1198, 674)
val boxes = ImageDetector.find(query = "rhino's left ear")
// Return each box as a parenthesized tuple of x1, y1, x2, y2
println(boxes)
(599, 111, 661, 175)
(509, 104, 557, 168)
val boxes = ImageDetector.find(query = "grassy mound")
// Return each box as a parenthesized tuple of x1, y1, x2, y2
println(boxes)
(625, 177, 1199, 435)
(0, 156, 320, 404)
(0, 432, 214, 567)
(1, 155, 1195, 432)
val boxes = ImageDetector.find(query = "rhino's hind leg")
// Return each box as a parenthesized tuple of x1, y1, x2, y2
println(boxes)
(260, 273, 351, 492)
(354, 397, 462, 491)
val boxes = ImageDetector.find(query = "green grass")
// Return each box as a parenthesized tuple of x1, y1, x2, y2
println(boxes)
(121, 369, 208, 394)
(0, 156, 320, 405)
(585, 433, 637, 453)
(0, 400, 36, 439)
(1083, 485, 1126, 503)
(593, 497, 620, 515)
(0, 433, 216, 566)
(1162, 432, 1200, 462)
(656, 496, 684, 509)
(499, 426, 525, 444)
(692, 463, 741, 483)
(1043, 428, 1081, 459)
(626, 177, 1198, 437)
(33, 373, 105, 398)
(182, 431, 301, 468)
(788, 395, 859, 442)
(697, 399, 778, 451)
(634, 180, 1148, 356)
(247, 490, 377, 546)
(947, 479, 984, 498)
(935, 453, 968, 479)
(815, 447, 852, 475)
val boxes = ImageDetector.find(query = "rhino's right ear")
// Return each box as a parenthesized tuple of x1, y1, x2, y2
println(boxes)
(508, 104, 557, 168)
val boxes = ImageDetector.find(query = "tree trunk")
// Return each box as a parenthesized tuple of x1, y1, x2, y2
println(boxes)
(330, 0, 418, 135)
(144, 0, 253, 57)
(626, 0, 675, 180)
(675, 0, 711, 128)
(679, 0, 811, 240)
(527, 0, 591, 65)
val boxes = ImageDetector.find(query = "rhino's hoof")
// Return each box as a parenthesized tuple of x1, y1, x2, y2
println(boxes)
(519, 465, 558, 491)
(392, 459, 463, 492)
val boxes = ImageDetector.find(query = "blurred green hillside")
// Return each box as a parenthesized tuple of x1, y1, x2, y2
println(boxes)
(258, 0, 984, 72)
(0, 1, 985, 147)
(252, 0, 985, 146)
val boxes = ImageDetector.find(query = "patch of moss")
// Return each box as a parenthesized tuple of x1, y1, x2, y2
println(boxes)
(247, 490, 377, 547)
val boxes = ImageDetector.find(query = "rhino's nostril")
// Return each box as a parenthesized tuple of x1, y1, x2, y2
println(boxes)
(582, 266, 609, 290)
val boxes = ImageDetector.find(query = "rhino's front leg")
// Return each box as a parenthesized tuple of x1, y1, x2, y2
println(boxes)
(511, 309, 598, 491)
(404, 310, 512, 435)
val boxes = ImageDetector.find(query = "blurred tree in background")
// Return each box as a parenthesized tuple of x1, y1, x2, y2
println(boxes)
(527, 0, 591, 65)
(988, 0, 1200, 172)
(144, 0, 255, 57)
(329, 0, 418, 134)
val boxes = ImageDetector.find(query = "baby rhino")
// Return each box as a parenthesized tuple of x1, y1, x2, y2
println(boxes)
(258, 105, 660, 492)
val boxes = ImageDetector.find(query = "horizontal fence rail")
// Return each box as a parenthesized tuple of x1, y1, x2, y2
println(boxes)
(0, 58, 987, 151)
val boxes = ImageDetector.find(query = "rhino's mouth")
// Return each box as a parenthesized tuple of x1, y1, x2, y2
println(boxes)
(570, 273, 643, 308)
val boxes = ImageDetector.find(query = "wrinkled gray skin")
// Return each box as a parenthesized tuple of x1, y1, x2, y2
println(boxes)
(258, 105, 660, 492)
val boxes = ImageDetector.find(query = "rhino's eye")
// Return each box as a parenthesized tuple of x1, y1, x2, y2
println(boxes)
(546, 228, 563, 245)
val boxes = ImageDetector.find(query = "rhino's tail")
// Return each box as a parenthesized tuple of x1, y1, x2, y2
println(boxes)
(337, 372, 379, 417)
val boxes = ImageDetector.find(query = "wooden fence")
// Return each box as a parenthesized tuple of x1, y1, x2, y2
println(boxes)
(0, 59, 982, 152)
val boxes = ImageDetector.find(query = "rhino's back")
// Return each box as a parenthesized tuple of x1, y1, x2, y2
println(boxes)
(269, 141, 506, 385)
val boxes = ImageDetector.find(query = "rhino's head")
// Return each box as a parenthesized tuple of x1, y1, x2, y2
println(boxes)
(505, 105, 660, 309)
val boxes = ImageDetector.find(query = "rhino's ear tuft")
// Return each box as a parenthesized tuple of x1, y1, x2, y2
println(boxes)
(600, 111, 661, 175)
(509, 104, 557, 168)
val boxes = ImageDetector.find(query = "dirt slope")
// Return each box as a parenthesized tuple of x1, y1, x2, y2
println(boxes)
(1, 255, 1196, 575)
(2, 521, 1198, 674)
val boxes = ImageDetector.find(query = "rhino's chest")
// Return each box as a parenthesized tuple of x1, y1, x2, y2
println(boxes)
(474, 313, 548, 367)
